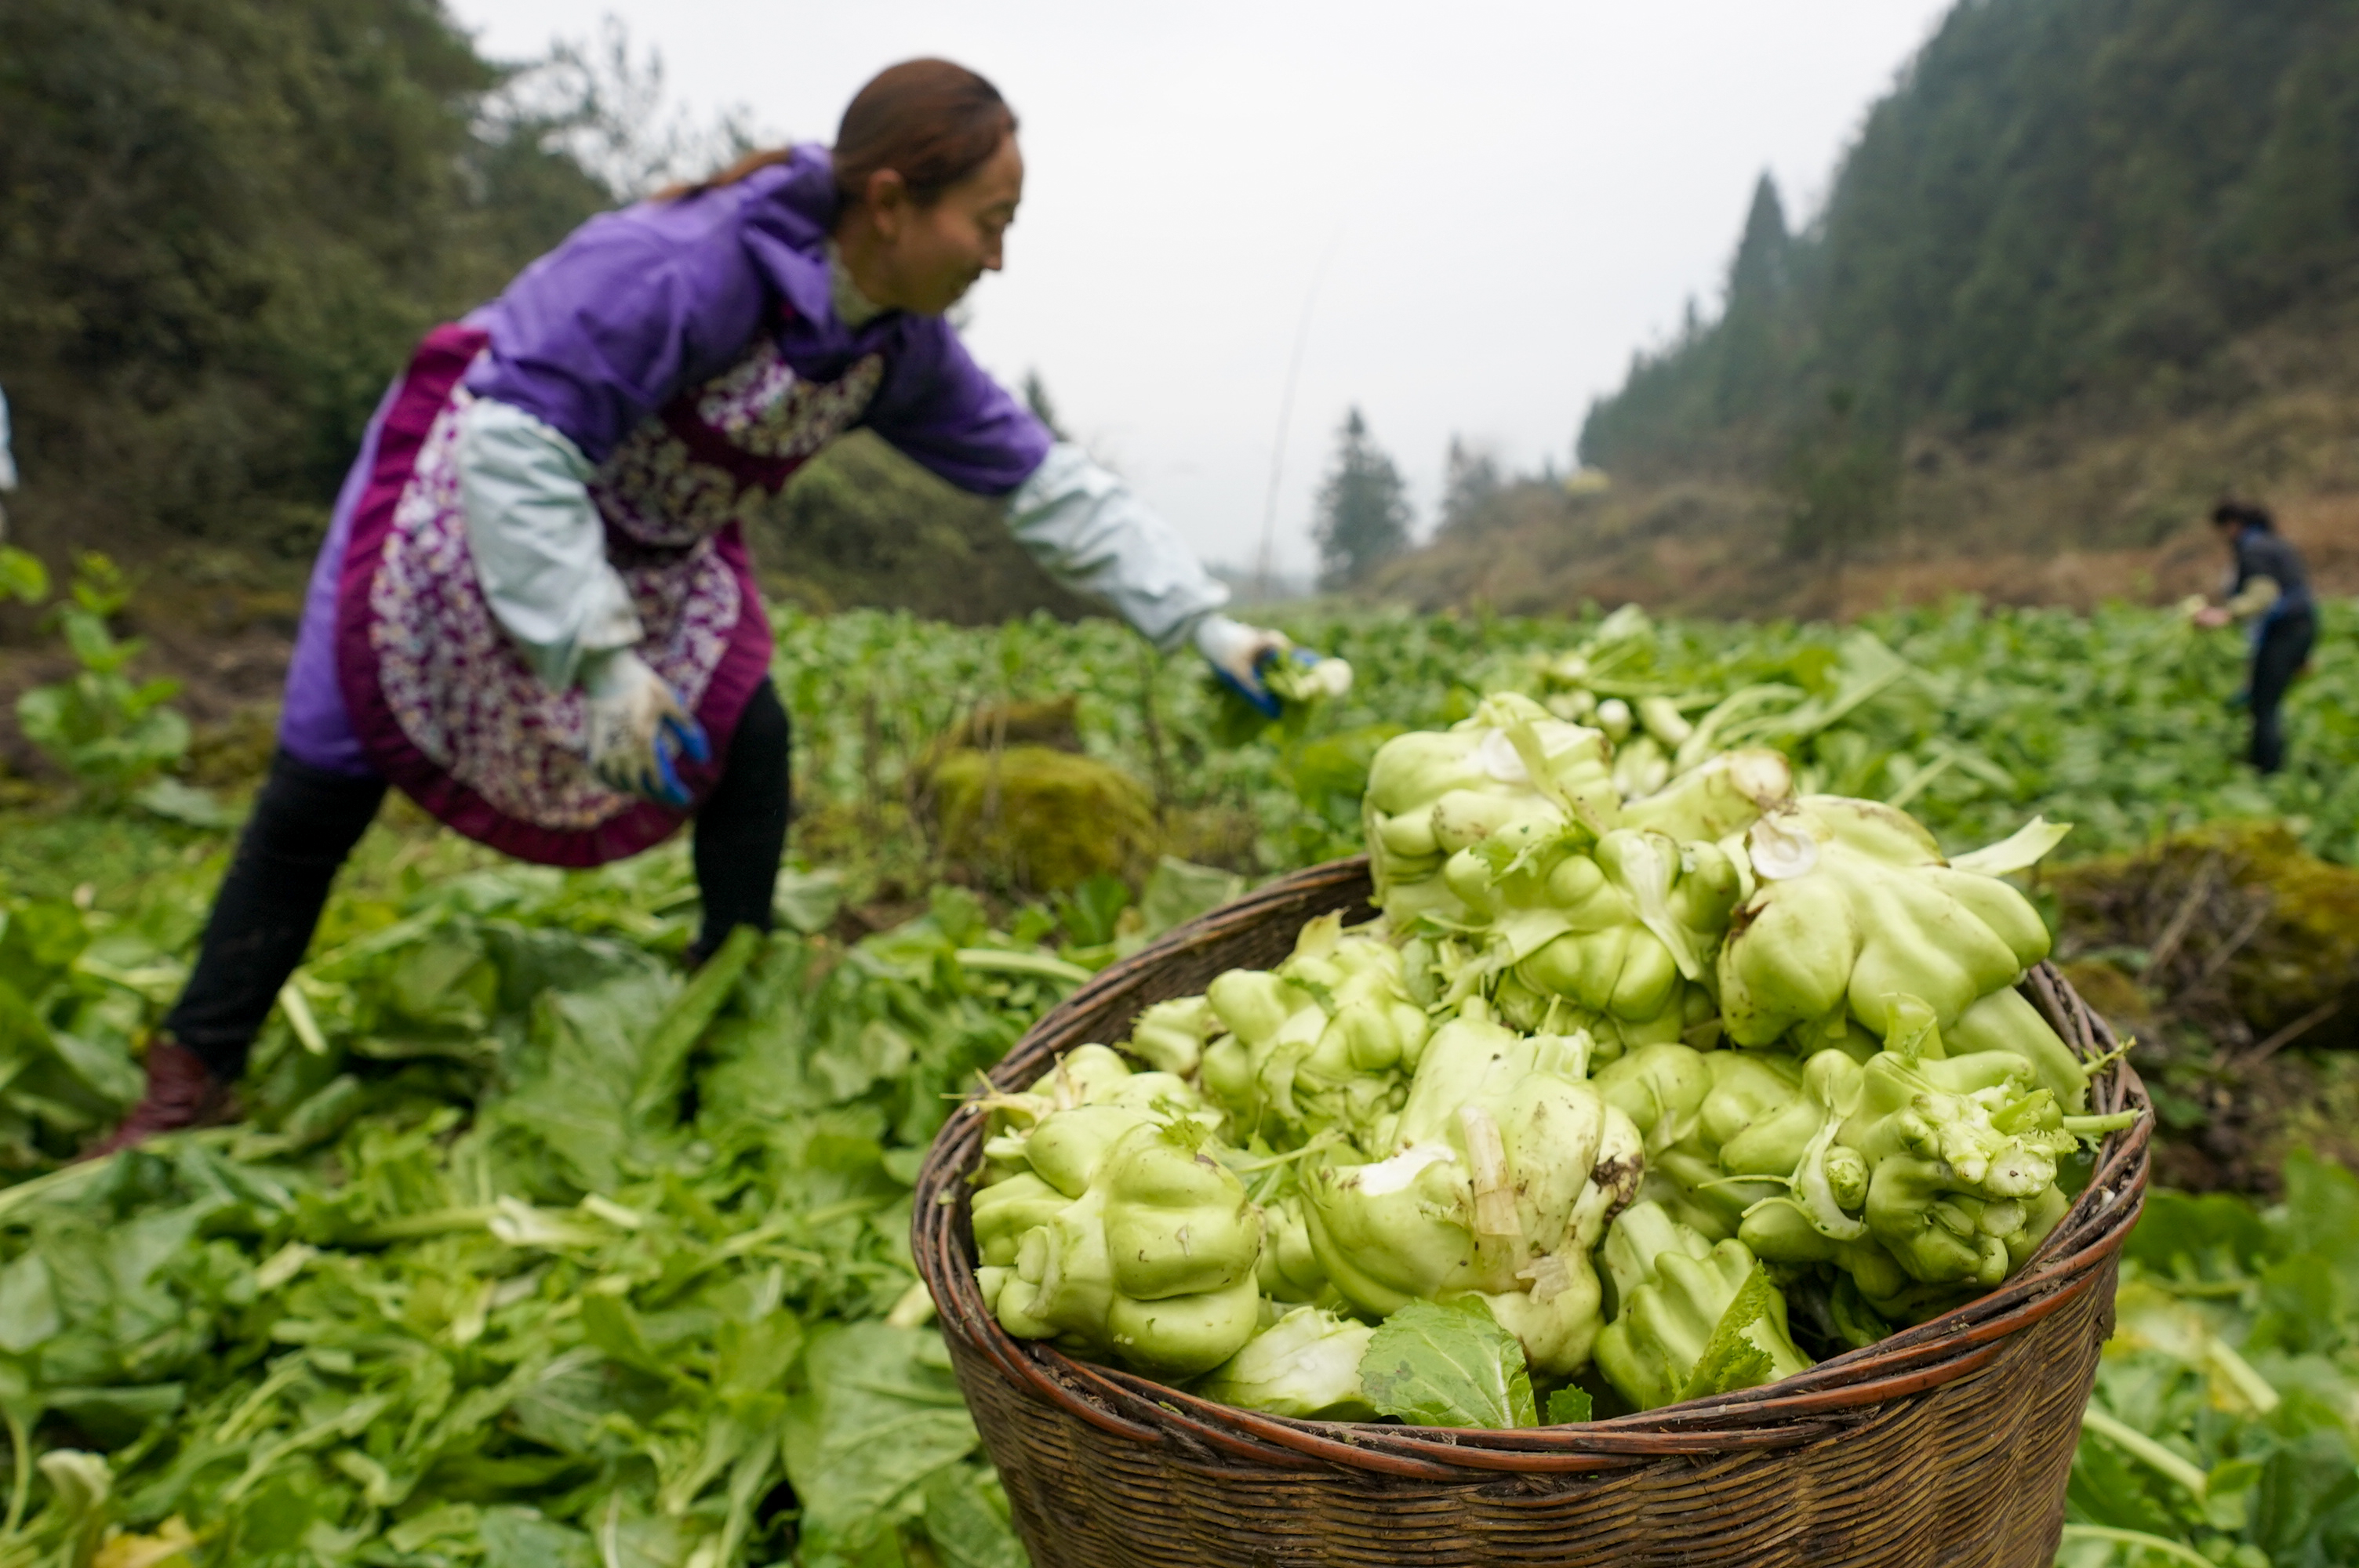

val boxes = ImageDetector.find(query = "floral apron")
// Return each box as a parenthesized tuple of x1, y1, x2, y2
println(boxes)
(334, 320, 881, 866)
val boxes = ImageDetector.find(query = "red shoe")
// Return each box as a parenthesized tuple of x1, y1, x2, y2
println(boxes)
(82, 1038, 234, 1158)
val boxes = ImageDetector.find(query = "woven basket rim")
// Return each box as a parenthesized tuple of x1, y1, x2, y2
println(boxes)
(914, 855, 2152, 1474)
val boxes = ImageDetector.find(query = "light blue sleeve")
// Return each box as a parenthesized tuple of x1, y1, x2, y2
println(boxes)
(0, 388, 17, 492)
(455, 397, 644, 689)
(1004, 443, 1231, 652)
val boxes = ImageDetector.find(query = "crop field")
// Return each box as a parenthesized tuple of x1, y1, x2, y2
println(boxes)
(776, 597, 2359, 880)
(0, 595, 2351, 1566)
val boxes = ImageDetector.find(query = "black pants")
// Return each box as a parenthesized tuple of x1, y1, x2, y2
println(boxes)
(2247, 611, 2315, 774)
(163, 679, 791, 1079)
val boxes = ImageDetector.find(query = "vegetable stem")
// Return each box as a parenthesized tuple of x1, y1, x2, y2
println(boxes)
(2201, 1338, 2280, 1414)
(2, 1406, 27, 1536)
(2078, 1406, 2209, 1499)
(345, 1206, 500, 1244)
(2062, 1111, 2142, 1138)
(953, 949, 1092, 985)
(2055, 1524, 2215, 1566)
(278, 977, 329, 1054)
(0, 1156, 124, 1227)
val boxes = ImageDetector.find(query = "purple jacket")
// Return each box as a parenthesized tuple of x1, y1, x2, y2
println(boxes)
(282, 147, 1052, 776)
(465, 146, 1051, 490)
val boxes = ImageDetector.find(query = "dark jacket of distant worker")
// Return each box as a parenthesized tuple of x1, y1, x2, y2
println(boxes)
(2193, 501, 2315, 774)
(89, 58, 1298, 1156)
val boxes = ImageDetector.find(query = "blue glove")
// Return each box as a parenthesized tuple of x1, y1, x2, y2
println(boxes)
(1236, 647, 1333, 717)
(1198, 612, 1349, 717)
(582, 648, 712, 808)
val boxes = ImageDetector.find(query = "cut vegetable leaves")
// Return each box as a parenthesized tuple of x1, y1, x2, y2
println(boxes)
(1544, 1386, 1594, 1425)
(0, 851, 1060, 1568)
(1680, 1265, 1783, 1401)
(1358, 1298, 1539, 1430)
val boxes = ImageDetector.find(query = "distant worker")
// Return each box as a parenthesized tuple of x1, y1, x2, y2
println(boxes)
(2191, 500, 2315, 774)
(92, 60, 1302, 1152)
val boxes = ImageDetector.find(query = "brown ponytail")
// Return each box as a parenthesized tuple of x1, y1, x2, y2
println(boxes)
(660, 58, 1015, 205)
(658, 147, 800, 200)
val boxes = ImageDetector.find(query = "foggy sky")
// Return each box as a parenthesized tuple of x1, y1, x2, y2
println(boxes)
(449, 1, 1955, 579)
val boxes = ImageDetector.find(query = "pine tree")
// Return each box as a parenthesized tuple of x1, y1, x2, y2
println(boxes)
(1775, 386, 1898, 609)
(1439, 437, 1503, 533)
(1714, 173, 1790, 420)
(1728, 172, 1791, 307)
(1312, 408, 1412, 590)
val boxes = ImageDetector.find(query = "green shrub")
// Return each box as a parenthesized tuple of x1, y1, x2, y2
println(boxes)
(15, 554, 189, 804)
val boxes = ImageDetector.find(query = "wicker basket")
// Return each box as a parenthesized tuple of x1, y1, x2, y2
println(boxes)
(913, 858, 2152, 1568)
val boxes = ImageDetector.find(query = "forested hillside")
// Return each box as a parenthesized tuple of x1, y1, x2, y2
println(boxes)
(0, 0, 1087, 633)
(0, 0, 612, 560)
(1381, 0, 2359, 616)
(1583, 0, 2359, 487)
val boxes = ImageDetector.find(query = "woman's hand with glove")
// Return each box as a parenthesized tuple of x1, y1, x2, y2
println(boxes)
(1195, 614, 1351, 717)
(580, 648, 711, 807)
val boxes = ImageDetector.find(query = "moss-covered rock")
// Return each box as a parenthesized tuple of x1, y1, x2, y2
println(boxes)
(927, 745, 1162, 893)
(2052, 822, 2359, 1051)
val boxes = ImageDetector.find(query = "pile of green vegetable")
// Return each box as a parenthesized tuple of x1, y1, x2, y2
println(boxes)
(970, 691, 2137, 1421)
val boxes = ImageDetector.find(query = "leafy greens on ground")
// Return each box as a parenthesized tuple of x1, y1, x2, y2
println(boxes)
(0, 856, 1161, 1566)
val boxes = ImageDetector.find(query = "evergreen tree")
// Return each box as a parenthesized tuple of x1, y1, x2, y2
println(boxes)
(1713, 173, 1791, 420)
(1312, 408, 1411, 590)
(1438, 437, 1503, 533)
(1728, 173, 1792, 306)
(1776, 387, 1898, 574)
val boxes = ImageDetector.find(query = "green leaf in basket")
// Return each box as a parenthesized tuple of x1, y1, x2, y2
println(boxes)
(1359, 1298, 1538, 1429)
(1680, 1264, 1778, 1402)
(1544, 1385, 1593, 1425)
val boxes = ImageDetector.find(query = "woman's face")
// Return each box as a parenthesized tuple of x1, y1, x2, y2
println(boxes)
(861, 134, 1024, 316)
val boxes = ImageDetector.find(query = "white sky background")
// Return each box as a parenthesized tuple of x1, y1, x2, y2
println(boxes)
(449, 0, 1954, 580)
